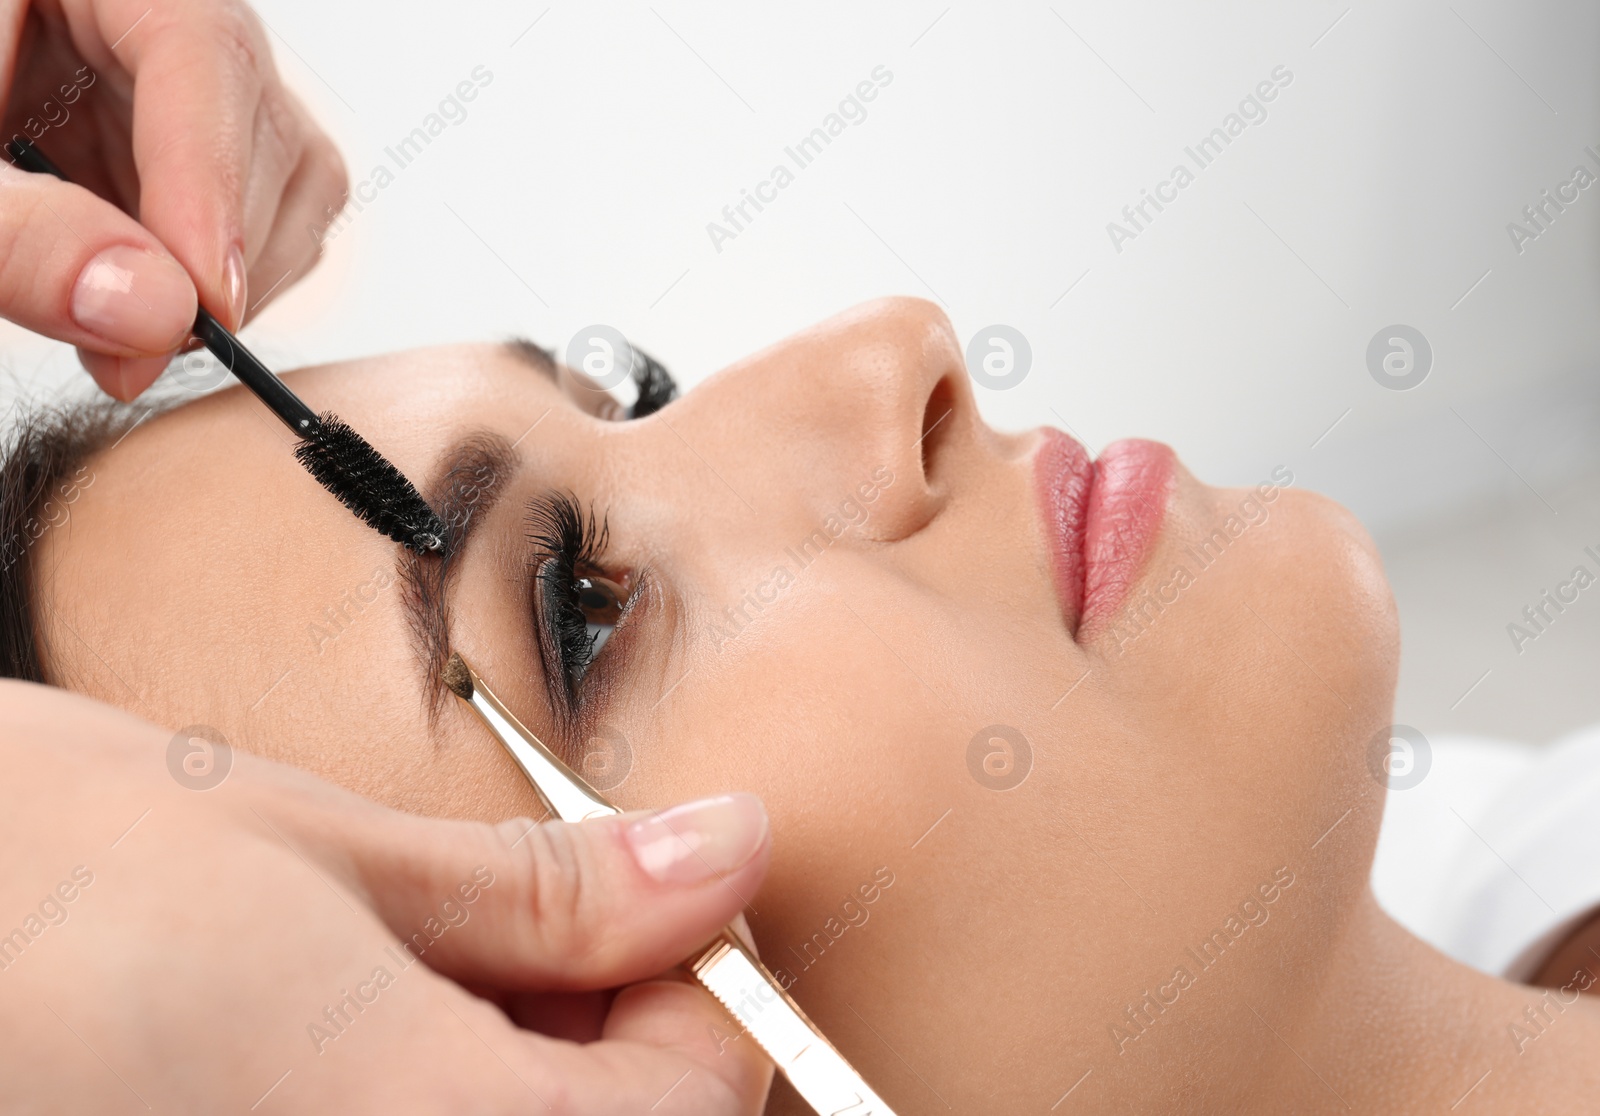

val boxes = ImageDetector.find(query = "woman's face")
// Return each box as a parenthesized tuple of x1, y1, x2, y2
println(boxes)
(37, 297, 1399, 1108)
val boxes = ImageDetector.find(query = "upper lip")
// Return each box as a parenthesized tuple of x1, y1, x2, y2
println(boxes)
(1033, 428, 1094, 636)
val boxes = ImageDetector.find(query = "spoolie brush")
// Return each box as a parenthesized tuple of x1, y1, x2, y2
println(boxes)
(8, 139, 448, 555)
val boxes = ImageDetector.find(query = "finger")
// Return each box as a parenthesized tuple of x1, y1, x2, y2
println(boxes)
(427, 983, 763, 1116)
(236, 88, 306, 269)
(604, 979, 775, 1114)
(0, 163, 195, 386)
(294, 791, 771, 992)
(111, 0, 276, 329)
(242, 125, 347, 324)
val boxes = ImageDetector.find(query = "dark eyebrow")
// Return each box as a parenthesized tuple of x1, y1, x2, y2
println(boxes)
(398, 430, 519, 714)
(502, 337, 558, 382)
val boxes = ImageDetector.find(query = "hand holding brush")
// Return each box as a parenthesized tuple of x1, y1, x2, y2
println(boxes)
(0, 0, 348, 401)
(7, 138, 449, 554)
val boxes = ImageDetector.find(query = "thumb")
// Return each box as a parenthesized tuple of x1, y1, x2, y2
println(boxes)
(0, 161, 195, 398)
(307, 793, 772, 991)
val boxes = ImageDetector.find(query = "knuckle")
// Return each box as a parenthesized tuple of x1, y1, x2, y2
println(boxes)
(310, 137, 349, 202)
(271, 87, 348, 201)
(0, 181, 63, 311)
(252, 91, 304, 173)
(208, 3, 271, 78)
(0, 178, 41, 258)
(295, 138, 349, 233)
(503, 819, 608, 970)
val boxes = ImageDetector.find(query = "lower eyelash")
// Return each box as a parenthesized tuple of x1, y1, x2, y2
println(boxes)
(587, 621, 615, 658)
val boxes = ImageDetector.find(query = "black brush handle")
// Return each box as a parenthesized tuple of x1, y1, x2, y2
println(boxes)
(5, 138, 320, 437)
(189, 309, 318, 433)
(5, 137, 63, 177)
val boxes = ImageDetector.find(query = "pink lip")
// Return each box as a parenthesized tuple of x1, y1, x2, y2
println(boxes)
(1034, 431, 1175, 637)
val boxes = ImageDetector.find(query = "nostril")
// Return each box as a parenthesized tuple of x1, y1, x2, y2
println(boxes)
(918, 376, 957, 485)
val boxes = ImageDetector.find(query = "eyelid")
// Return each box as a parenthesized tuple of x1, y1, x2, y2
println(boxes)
(558, 366, 627, 420)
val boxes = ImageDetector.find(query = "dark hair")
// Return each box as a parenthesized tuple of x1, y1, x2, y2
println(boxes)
(0, 401, 146, 682)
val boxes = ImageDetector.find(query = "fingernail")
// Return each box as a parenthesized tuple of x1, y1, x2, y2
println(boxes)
(108, 354, 179, 402)
(71, 245, 196, 354)
(106, 357, 133, 403)
(625, 793, 768, 885)
(222, 243, 247, 328)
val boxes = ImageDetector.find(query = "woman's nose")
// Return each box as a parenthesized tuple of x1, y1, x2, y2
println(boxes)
(670, 297, 979, 543)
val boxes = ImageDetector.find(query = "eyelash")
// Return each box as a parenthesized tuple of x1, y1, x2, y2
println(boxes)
(525, 492, 618, 705)
(520, 356, 672, 707)
(628, 348, 678, 418)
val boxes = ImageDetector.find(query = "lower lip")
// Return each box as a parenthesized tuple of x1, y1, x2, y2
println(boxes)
(1034, 432, 1175, 636)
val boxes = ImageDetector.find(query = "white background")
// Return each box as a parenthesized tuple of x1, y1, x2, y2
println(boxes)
(4, 0, 1599, 745)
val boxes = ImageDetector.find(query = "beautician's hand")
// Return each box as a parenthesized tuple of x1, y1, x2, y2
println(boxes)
(0, 682, 774, 1114)
(0, 0, 347, 400)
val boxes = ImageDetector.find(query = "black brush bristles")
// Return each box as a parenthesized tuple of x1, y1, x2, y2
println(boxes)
(294, 413, 449, 554)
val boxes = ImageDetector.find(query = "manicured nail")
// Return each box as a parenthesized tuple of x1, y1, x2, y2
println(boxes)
(625, 793, 768, 885)
(71, 245, 195, 354)
(222, 243, 247, 328)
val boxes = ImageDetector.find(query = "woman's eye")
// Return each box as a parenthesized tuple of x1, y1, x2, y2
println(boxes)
(576, 573, 626, 657)
(575, 574, 625, 621)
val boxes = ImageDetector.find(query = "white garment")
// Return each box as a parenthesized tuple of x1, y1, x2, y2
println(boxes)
(1372, 725, 1600, 980)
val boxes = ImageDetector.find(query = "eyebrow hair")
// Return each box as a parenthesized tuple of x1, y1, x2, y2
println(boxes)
(398, 431, 519, 715)
(502, 337, 558, 382)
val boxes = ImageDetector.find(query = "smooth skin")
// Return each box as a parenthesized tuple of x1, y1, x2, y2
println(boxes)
(34, 297, 1600, 1113)
(0, 0, 347, 397)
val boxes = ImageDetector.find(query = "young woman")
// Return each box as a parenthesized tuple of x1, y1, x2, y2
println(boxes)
(7, 296, 1599, 1113)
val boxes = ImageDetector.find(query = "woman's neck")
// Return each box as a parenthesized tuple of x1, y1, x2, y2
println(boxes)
(1241, 891, 1600, 1113)
(764, 890, 1600, 1114)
